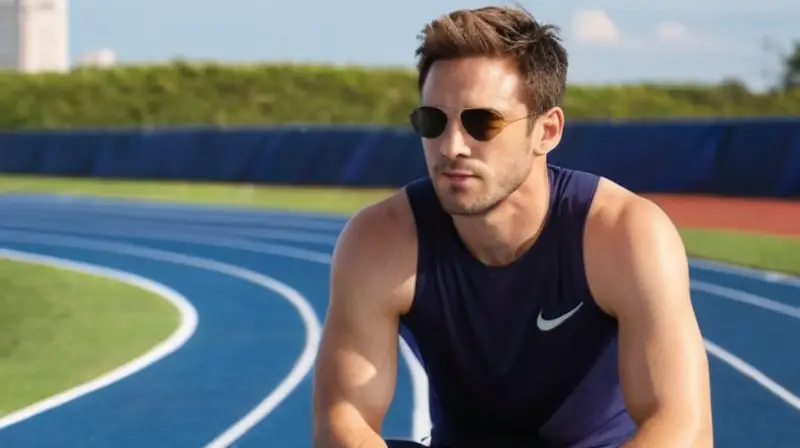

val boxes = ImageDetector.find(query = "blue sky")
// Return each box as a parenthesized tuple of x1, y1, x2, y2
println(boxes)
(69, 0, 799, 91)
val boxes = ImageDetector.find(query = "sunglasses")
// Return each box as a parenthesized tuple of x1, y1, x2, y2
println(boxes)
(409, 106, 531, 142)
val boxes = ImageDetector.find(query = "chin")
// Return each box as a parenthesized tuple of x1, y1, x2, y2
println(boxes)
(439, 194, 498, 216)
(431, 177, 498, 215)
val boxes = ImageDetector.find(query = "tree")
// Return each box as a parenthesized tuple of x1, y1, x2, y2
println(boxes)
(781, 41, 800, 91)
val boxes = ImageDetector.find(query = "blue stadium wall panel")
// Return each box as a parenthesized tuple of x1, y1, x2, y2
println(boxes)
(1, 119, 799, 196)
(550, 119, 800, 197)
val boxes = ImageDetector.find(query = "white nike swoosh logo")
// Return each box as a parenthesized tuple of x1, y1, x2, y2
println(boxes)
(537, 302, 584, 331)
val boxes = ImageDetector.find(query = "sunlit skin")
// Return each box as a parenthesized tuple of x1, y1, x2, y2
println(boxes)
(419, 55, 564, 265)
(312, 51, 712, 448)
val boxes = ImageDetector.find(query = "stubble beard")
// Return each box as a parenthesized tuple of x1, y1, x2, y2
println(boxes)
(437, 173, 527, 217)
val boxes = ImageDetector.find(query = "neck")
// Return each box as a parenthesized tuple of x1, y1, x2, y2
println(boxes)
(452, 163, 551, 266)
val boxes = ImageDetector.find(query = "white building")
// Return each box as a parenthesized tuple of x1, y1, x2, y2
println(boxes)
(0, 0, 69, 73)
(79, 48, 115, 68)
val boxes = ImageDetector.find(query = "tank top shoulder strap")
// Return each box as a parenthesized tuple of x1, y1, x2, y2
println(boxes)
(548, 164, 601, 232)
(401, 176, 447, 324)
(403, 176, 446, 248)
(547, 165, 602, 305)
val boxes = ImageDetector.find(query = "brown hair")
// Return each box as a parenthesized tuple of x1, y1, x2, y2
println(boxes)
(414, 5, 568, 115)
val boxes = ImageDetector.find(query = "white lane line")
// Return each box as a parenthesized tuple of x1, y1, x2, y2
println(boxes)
(0, 197, 348, 229)
(692, 281, 800, 319)
(704, 339, 800, 411)
(0, 248, 199, 429)
(12, 206, 800, 438)
(0, 231, 322, 446)
(397, 341, 432, 441)
(0, 219, 332, 264)
(0, 219, 431, 440)
(0, 213, 339, 245)
(107, 208, 800, 440)
(690, 259, 800, 288)
(9, 209, 800, 440)
(692, 280, 800, 412)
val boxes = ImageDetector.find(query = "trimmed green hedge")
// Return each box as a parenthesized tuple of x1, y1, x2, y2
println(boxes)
(1, 61, 798, 129)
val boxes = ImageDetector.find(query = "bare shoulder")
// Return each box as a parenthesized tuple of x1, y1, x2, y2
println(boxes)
(313, 190, 420, 443)
(331, 189, 419, 315)
(583, 177, 689, 316)
(586, 177, 682, 242)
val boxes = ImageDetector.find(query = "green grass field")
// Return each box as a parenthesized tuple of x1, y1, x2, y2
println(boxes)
(0, 258, 179, 415)
(680, 228, 800, 275)
(0, 174, 797, 416)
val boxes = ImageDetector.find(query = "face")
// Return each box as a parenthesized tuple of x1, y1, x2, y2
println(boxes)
(414, 56, 563, 216)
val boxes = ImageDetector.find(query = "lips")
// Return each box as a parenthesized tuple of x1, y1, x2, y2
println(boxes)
(441, 170, 475, 178)
(441, 171, 477, 186)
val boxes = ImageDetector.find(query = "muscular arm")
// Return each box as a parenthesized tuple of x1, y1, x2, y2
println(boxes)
(312, 198, 415, 447)
(587, 190, 713, 447)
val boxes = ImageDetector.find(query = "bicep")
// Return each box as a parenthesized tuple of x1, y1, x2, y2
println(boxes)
(590, 199, 711, 425)
(313, 272, 399, 430)
(312, 203, 414, 439)
(615, 272, 708, 424)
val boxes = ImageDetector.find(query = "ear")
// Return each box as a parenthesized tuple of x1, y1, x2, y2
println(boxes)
(532, 106, 564, 157)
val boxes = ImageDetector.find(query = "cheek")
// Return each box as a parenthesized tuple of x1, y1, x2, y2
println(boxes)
(421, 142, 438, 164)
(481, 145, 532, 180)
(483, 134, 525, 164)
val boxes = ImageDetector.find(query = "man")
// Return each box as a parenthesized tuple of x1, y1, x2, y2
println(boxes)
(312, 5, 713, 448)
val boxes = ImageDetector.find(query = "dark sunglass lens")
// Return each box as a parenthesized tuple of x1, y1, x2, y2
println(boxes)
(410, 107, 448, 138)
(461, 109, 504, 141)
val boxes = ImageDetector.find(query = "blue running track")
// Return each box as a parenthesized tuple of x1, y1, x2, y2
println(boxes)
(0, 194, 797, 447)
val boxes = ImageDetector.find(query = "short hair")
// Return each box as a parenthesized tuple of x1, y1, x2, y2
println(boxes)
(414, 5, 568, 115)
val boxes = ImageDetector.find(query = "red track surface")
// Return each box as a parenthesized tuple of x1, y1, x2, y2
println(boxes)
(645, 194, 800, 238)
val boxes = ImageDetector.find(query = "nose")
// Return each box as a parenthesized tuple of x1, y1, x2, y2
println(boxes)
(437, 121, 472, 160)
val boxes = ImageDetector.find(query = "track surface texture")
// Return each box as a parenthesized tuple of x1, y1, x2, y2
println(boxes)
(0, 193, 798, 447)
(646, 194, 800, 237)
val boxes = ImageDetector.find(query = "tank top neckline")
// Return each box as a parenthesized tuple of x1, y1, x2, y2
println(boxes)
(443, 166, 559, 273)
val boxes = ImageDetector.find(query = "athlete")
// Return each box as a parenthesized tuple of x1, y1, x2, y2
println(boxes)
(312, 5, 713, 448)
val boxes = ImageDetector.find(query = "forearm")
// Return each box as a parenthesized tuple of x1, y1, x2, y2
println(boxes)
(313, 429, 387, 448)
(313, 408, 388, 448)
(623, 411, 711, 448)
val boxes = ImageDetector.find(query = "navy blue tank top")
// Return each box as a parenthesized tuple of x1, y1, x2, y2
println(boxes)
(399, 164, 636, 448)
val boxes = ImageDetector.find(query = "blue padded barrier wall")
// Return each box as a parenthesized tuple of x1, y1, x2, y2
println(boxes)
(1, 119, 799, 197)
(550, 118, 800, 197)
(0, 126, 428, 187)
